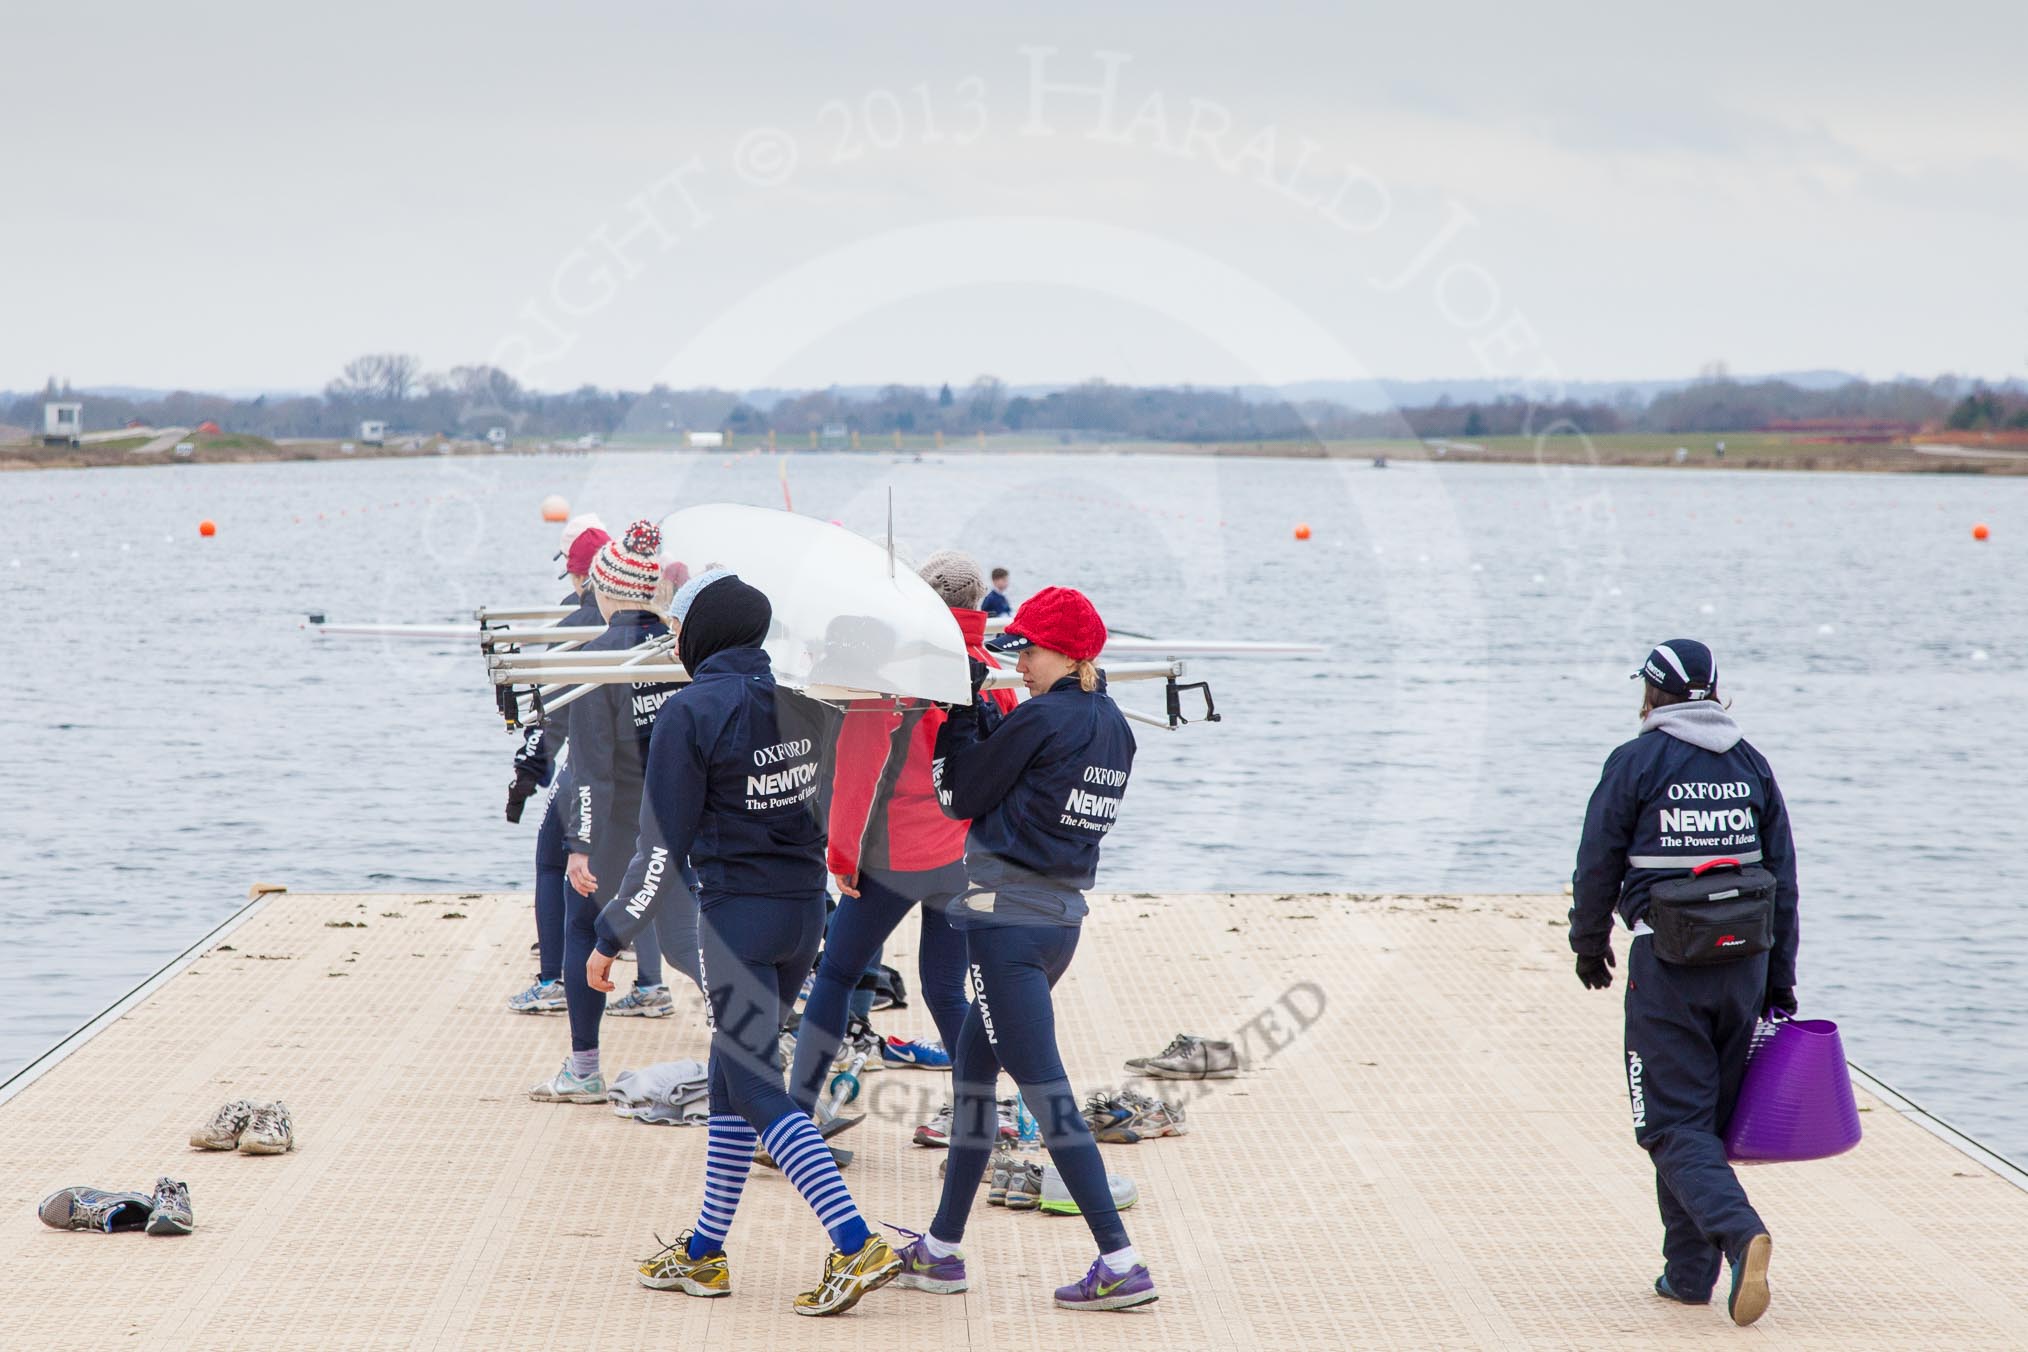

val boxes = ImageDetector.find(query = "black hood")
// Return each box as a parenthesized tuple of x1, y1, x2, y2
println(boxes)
(677, 573, 772, 674)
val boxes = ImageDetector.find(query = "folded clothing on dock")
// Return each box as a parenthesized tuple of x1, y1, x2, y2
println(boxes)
(607, 1059, 709, 1126)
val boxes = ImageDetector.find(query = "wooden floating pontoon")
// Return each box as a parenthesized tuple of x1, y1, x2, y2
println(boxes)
(3, 890, 2026, 1349)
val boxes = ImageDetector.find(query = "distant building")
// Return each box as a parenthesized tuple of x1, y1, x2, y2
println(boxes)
(820, 423, 849, 445)
(487, 427, 509, 448)
(359, 420, 387, 447)
(43, 401, 82, 446)
(687, 431, 725, 448)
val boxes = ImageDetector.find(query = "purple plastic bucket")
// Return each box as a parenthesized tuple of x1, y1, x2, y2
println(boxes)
(1725, 1014, 1863, 1164)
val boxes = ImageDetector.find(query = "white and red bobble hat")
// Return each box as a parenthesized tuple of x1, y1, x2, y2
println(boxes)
(590, 520, 662, 605)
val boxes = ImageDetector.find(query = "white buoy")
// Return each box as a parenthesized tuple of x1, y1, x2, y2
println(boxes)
(1817, 623, 1836, 636)
(1699, 603, 1715, 615)
(1971, 649, 1989, 662)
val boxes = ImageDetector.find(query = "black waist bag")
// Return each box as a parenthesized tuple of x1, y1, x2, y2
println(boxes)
(1645, 859, 1776, 967)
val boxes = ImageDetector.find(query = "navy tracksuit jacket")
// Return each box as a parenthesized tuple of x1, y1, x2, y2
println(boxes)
(1568, 711, 1798, 989)
(512, 588, 604, 794)
(934, 672, 1136, 927)
(1569, 703, 1800, 1293)
(561, 610, 680, 889)
(923, 671, 1138, 1254)
(594, 645, 829, 954)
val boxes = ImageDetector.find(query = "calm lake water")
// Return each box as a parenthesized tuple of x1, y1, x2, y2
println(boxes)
(2, 449, 2022, 1158)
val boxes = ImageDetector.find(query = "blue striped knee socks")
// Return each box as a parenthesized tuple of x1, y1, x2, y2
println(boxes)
(761, 1112, 871, 1254)
(688, 1113, 758, 1259)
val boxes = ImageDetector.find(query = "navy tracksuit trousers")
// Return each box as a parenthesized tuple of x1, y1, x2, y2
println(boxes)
(931, 921, 1128, 1253)
(787, 863, 970, 1116)
(534, 798, 569, 984)
(1625, 936, 1768, 1298)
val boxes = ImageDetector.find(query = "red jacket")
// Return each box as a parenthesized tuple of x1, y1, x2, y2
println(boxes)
(827, 608, 1019, 881)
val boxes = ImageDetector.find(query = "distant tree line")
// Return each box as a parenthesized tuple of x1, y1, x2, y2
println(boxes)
(5, 360, 2006, 444)
(1943, 388, 2028, 430)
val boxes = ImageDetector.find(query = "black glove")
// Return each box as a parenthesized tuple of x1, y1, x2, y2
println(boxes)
(1766, 985, 1798, 1017)
(505, 766, 541, 823)
(1575, 949, 1615, 991)
(968, 657, 989, 695)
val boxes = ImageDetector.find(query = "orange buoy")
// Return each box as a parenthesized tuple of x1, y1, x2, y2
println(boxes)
(1972, 523, 1990, 541)
(198, 519, 217, 537)
(1293, 523, 1312, 541)
(540, 494, 570, 523)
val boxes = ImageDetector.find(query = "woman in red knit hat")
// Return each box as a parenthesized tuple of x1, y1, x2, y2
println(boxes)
(887, 585, 1158, 1313)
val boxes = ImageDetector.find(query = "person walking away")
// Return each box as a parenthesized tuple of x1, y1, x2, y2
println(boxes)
(788, 550, 1020, 1111)
(981, 566, 1013, 618)
(507, 515, 608, 1013)
(889, 585, 1157, 1312)
(1569, 639, 1799, 1327)
(528, 521, 696, 1103)
(591, 570, 900, 1317)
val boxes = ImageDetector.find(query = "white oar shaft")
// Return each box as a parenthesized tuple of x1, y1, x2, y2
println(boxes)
(488, 626, 609, 645)
(312, 623, 480, 640)
(500, 660, 1181, 689)
(1100, 638, 1325, 657)
(477, 605, 577, 622)
(492, 641, 674, 671)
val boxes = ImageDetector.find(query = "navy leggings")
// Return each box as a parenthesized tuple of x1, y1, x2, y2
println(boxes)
(534, 795, 569, 983)
(699, 895, 826, 1126)
(931, 921, 1127, 1253)
(788, 863, 970, 1115)
(562, 843, 705, 1053)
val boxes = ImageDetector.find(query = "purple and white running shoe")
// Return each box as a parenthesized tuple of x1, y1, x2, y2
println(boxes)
(1054, 1256, 1158, 1311)
(887, 1226, 969, 1294)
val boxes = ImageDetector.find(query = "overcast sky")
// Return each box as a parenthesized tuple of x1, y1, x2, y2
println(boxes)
(4, 0, 2023, 394)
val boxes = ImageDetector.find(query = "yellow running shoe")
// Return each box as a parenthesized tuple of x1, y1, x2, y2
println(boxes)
(792, 1232, 901, 1316)
(637, 1231, 731, 1297)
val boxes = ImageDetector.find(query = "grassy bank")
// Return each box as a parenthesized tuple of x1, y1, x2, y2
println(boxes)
(8, 429, 2026, 476)
(0, 433, 529, 473)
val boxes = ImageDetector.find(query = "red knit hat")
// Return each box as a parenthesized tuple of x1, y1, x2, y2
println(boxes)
(590, 520, 662, 605)
(989, 586, 1107, 661)
(564, 526, 611, 578)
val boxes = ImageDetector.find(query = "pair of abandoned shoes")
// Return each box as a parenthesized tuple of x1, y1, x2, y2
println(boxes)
(39, 1179, 193, 1235)
(190, 1099, 295, 1154)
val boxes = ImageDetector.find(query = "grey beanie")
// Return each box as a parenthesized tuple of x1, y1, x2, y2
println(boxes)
(918, 549, 987, 609)
(670, 567, 733, 623)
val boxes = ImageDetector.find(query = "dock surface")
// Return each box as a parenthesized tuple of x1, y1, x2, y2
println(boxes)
(3, 890, 2026, 1349)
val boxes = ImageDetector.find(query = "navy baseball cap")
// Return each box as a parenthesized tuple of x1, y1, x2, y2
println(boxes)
(1634, 639, 1717, 699)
